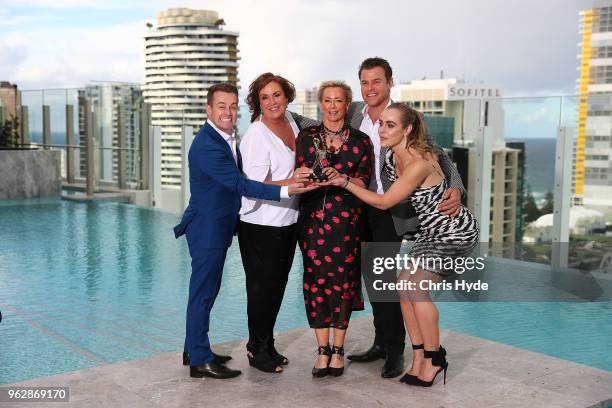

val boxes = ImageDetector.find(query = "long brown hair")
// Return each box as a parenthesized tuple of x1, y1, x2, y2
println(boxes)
(388, 102, 436, 160)
(245, 73, 296, 123)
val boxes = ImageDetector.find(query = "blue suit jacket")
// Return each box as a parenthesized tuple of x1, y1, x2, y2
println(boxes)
(174, 122, 282, 249)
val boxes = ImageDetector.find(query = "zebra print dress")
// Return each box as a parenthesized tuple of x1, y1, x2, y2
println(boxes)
(407, 178, 479, 276)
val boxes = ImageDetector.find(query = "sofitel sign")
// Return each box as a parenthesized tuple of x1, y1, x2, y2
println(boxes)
(447, 86, 502, 100)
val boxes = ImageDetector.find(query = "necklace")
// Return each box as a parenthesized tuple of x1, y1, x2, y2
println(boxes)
(320, 124, 349, 154)
(322, 123, 346, 135)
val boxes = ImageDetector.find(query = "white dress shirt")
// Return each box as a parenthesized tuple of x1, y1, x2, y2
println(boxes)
(207, 120, 238, 163)
(207, 119, 289, 198)
(239, 112, 299, 226)
(359, 100, 392, 194)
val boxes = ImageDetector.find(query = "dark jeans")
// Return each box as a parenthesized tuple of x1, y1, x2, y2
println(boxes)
(365, 205, 407, 356)
(237, 220, 297, 354)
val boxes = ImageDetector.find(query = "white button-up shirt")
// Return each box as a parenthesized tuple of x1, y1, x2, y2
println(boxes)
(239, 112, 299, 226)
(208, 120, 237, 164)
(359, 100, 391, 194)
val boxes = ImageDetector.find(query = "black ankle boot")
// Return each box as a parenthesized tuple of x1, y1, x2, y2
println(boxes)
(399, 343, 423, 383)
(328, 345, 345, 377)
(247, 350, 283, 373)
(312, 345, 331, 378)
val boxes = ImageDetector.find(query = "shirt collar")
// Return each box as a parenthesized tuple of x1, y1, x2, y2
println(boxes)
(362, 99, 393, 122)
(207, 120, 235, 140)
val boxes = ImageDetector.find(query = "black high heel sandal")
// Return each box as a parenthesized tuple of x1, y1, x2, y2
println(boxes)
(312, 345, 331, 377)
(328, 345, 345, 377)
(403, 345, 448, 386)
(399, 343, 424, 383)
(247, 351, 283, 373)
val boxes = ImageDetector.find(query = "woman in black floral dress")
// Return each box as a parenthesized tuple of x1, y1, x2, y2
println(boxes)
(295, 81, 373, 377)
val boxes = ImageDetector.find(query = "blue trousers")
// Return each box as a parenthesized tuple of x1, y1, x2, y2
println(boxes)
(184, 246, 227, 366)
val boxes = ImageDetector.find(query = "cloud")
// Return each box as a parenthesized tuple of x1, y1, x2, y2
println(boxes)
(0, 21, 147, 89)
(0, 0, 131, 9)
(517, 106, 551, 124)
(0, 0, 594, 98)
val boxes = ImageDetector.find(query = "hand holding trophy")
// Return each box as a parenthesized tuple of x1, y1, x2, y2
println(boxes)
(308, 137, 330, 182)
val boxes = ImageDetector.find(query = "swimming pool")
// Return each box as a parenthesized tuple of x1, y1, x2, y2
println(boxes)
(0, 199, 610, 384)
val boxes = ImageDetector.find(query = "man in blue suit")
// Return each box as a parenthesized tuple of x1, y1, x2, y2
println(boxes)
(174, 83, 313, 379)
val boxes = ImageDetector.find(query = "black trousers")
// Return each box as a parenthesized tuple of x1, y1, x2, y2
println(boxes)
(237, 220, 297, 354)
(365, 205, 406, 356)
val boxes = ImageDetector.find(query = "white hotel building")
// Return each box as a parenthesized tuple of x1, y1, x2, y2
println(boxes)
(143, 8, 239, 188)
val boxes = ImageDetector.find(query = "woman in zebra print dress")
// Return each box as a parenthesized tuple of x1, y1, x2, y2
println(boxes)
(323, 103, 479, 387)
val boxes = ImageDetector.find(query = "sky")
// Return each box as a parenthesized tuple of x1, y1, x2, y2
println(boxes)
(0, 0, 591, 93)
(0, 0, 592, 139)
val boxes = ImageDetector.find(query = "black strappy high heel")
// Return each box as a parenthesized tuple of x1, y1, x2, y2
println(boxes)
(312, 345, 331, 377)
(403, 345, 448, 386)
(399, 343, 424, 383)
(328, 345, 345, 377)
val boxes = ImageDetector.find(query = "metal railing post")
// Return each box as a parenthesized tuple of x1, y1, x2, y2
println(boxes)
(85, 99, 95, 197)
(473, 125, 493, 247)
(150, 125, 162, 207)
(66, 105, 75, 183)
(551, 127, 572, 269)
(117, 105, 127, 189)
(43, 105, 51, 149)
(139, 103, 151, 190)
(21, 106, 29, 145)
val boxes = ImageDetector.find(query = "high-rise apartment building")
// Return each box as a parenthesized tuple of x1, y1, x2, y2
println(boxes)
(574, 0, 612, 211)
(0, 81, 21, 130)
(78, 82, 142, 184)
(143, 8, 239, 188)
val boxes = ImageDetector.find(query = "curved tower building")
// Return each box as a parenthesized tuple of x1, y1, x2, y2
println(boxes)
(143, 8, 239, 188)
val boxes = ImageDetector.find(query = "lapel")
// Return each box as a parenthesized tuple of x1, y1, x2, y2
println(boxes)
(349, 101, 366, 130)
(204, 121, 240, 170)
(237, 148, 243, 173)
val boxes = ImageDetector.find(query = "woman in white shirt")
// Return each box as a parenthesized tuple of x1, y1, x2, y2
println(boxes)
(237, 73, 314, 373)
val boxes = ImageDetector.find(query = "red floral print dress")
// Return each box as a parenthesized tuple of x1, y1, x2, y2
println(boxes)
(295, 126, 373, 329)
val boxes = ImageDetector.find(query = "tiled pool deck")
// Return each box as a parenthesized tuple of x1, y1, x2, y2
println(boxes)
(4, 316, 611, 408)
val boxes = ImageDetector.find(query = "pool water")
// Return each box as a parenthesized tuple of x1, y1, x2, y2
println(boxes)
(0, 200, 610, 385)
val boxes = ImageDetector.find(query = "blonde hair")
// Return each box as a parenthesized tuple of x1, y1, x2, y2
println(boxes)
(317, 80, 352, 105)
(388, 102, 436, 160)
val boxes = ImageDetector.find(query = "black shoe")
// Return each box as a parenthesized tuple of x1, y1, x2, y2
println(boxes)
(190, 361, 241, 379)
(405, 346, 448, 387)
(346, 344, 385, 362)
(183, 352, 232, 366)
(399, 343, 424, 383)
(267, 338, 289, 366)
(268, 344, 289, 366)
(312, 345, 331, 378)
(328, 345, 345, 377)
(382, 353, 404, 378)
(247, 350, 283, 373)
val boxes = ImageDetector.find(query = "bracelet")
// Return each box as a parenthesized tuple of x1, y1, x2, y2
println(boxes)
(342, 176, 350, 188)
